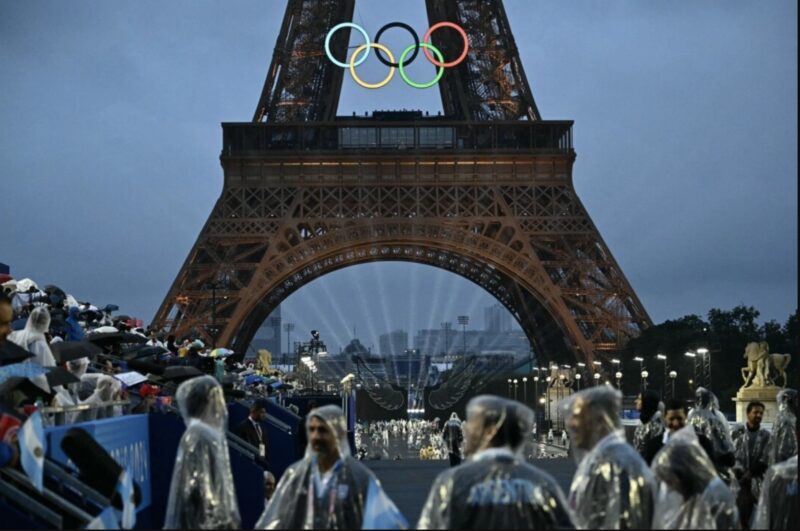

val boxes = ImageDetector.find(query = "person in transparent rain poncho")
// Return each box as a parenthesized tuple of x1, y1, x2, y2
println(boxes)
(751, 454, 797, 529)
(768, 388, 797, 465)
(730, 401, 771, 528)
(72, 374, 122, 422)
(442, 412, 464, 467)
(9, 306, 56, 368)
(562, 386, 656, 529)
(256, 404, 407, 530)
(651, 425, 740, 529)
(633, 390, 665, 456)
(164, 376, 240, 529)
(417, 396, 574, 530)
(687, 387, 737, 489)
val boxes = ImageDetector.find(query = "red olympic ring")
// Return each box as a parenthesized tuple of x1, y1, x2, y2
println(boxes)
(423, 22, 470, 68)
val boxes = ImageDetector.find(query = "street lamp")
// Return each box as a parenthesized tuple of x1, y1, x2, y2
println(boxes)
(641, 370, 649, 391)
(615, 371, 623, 388)
(697, 347, 710, 387)
(669, 370, 677, 398)
(593, 373, 601, 386)
(507, 378, 512, 397)
(575, 372, 581, 390)
(522, 377, 528, 403)
(656, 354, 667, 399)
(533, 375, 540, 407)
(685, 351, 697, 387)
(513, 379, 519, 400)
(457, 315, 469, 357)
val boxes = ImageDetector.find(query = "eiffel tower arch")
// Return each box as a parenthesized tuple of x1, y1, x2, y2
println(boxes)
(151, 0, 651, 367)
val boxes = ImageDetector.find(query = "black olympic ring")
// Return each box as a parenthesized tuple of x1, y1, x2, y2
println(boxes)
(373, 22, 420, 68)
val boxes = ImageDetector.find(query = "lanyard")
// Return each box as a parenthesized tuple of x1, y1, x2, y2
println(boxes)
(307, 458, 342, 528)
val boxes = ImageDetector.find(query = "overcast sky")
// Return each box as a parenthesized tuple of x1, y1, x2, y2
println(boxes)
(1, 1, 796, 354)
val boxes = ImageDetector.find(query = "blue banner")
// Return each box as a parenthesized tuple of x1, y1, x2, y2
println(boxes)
(45, 415, 151, 511)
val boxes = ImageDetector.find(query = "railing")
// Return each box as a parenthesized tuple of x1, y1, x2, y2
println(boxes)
(222, 120, 573, 156)
(40, 399, 132, 426)
(0, 463, 96, 528)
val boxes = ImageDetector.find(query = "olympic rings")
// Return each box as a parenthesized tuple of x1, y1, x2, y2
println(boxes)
(325, 22, 371, 68)
(324, 21, 469, 89)
(399, 43, 444, 89)
(423, 22, 469, 68)
(374, 22, 419, 68)
(349, 43, 396, 89)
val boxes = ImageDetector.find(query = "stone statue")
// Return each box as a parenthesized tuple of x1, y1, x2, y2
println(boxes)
(742, 341, 771, 388)
(769, 353, 792, 388)
(257, 349, 272, 373)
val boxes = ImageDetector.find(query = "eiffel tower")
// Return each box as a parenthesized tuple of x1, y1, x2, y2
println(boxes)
(151, 0, 651, 367)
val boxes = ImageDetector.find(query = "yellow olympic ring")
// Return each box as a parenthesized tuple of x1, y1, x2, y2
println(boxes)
(349, 43, 395, 89)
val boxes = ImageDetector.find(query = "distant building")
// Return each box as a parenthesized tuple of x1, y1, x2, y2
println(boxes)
(249, 306, 282, 360)
(379, 329, 408, 357)
(413, 329, 481, 356)
(484, 303, 512, 333)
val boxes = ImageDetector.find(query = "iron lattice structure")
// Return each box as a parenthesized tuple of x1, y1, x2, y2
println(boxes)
(152, 0, 651, 368)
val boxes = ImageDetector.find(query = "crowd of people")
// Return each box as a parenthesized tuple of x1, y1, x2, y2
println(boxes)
(2, 276, 798, 529)
(174, 383, 796, 529)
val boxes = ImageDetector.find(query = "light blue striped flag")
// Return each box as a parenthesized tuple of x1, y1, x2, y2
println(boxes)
(20, 410, 45, 492)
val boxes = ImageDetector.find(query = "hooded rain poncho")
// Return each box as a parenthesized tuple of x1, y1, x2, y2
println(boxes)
(417, 396, 574, 529)
(652, 425, 740, 529)
(730, 421, 770, 499)
(687, 388, 736, 479)
(442, 412, 464, 455)
(768, 388, 797, 465)
(9, 306, 56, 367)
(256, 404, 406, 530)
(633, 391, 665, 454)
(164, 375, 240, 529)
(562, 386, 656, 529)
(751, 455, 798, 529)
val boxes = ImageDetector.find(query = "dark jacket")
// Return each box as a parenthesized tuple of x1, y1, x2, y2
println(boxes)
(237, 417, 269, 467)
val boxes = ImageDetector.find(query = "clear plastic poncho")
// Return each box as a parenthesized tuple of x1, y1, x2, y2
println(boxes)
(9, 306, 56, 367)
(164, 375, 240, 529)
(442, 412, 463, 455)
(768, 388, 797, 465)
(562, 386, 656, 529)
(417, 396, 574, 529)
(752, 455, 798, 529)
(651, 425, 740, 529)
(75, 374, 121, 422)
(256, 404, 406, 529)
(730, 421, 771, 499)
(633, 391, 665, 454)
(687, 388, 736, 470)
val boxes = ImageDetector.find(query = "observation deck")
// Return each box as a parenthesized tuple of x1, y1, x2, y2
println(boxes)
(222, 117, 573, 158)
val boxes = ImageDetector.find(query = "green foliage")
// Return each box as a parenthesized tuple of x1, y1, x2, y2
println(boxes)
(624, 305, 796, 413)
